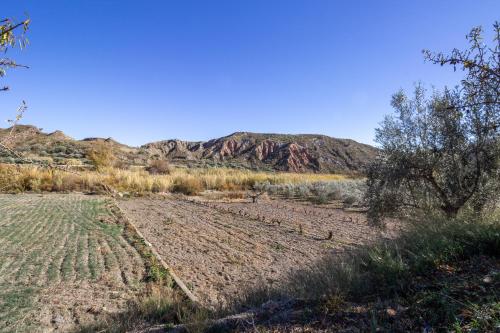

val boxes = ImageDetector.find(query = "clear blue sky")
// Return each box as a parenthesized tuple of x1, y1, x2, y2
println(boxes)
(2, 1, 499, 146)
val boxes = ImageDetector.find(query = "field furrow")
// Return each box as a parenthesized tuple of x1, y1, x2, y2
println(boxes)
(0, 194, 147, 332)
(117, 196, 394, 305)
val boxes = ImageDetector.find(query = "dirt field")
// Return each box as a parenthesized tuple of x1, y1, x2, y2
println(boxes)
(0, 194, 147, 332)
(117, 195, 396, 305)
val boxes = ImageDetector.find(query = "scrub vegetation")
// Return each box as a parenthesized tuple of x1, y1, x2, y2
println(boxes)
(0, 164, 349, 196)
(0, 12, 498, 333)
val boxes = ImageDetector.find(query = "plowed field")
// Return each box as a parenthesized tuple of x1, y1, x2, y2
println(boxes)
(117, 196, 396, 305)
(0, 194, 147, 332)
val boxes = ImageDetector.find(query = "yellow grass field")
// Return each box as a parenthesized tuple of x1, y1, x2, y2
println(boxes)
(0, 164, 350, 194)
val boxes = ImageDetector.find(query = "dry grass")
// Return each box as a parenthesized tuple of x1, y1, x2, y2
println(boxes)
(75, 285, 209, 333)
(0, 163, 349, 194)
(230, 215, 500, 331)
(146, 160, 171, 175)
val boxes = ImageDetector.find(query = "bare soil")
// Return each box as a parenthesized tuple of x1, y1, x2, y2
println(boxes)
(117, 195, 397, 305)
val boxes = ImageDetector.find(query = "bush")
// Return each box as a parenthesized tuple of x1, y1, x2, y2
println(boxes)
(146, 160, 171, 175)
(113, 159, 130, 170)
(52, 145, 68, 154)
(254, 179, 367, 206)
(87, 142, 116, 170)
(30, 143, 44, 152)
(171, 177, 204, 195)
(342, 195, 357, 207)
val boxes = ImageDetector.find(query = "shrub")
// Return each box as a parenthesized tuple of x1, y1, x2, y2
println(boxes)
(342, 195, 357, 207)
(171, 177, 204, 195)
(146, 160, 171, 175)
(254, 179, 366, 206)
(52, 145, 68, 154)
(30, 143, 44, 152)
(33, 156, 54, 166)
(0, 164, 349, 195)
(87, 142, 116, 170)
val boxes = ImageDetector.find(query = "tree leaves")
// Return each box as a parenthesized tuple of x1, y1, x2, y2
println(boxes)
(368, 23, 500, 225)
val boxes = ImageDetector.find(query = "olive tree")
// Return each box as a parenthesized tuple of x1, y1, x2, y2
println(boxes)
(367, 23, 500, 224)
(1, 18, 30, 88)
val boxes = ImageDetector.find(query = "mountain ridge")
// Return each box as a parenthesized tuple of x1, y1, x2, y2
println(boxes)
(0, 125, 379, 173)
(142, 132, 378, 173)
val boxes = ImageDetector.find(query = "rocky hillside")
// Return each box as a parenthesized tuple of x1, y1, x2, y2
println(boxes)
(0, 126, 378, 173)
(142, 132, 378, 173)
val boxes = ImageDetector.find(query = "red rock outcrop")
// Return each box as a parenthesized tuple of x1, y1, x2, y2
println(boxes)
(142, 132, 378, 173)
(254, 140, 280, 161)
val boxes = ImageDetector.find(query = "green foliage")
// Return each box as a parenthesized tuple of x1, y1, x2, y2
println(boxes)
(75, 288, 207, 333)
(0, 17, 30, 81)
(367, 23, 500, 224)
(255, 179, 366, 206)
(305, 217, 499, 301)
(0, 285, 38, 332)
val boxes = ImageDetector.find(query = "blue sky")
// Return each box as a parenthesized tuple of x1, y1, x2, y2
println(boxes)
(2, 1, 499, 146)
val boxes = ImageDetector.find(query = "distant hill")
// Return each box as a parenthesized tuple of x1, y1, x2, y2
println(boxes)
(0, 126, 378, 173)
(143, 132, 378, 173)
(0, 125, 144, 167)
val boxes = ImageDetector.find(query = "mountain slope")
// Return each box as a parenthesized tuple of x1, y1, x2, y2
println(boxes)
(0, 126, 378, 173)
(142, 132, 378, 173)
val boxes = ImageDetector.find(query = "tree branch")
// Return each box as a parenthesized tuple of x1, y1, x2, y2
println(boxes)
(0, 20, 28, 38)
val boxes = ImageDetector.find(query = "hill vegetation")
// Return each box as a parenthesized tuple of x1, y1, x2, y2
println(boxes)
(144, 132, 378, 173)
(0, 126, 378, 174)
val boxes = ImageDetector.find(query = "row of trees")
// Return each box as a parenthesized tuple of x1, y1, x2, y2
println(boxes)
(367, 22, 500, 224)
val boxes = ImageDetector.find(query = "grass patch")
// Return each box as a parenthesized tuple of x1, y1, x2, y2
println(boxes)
(74, 286, 210, 333)
(0, 194, 160, 331)
(231, 215, 500, 331)
(0, 286, 38, 332)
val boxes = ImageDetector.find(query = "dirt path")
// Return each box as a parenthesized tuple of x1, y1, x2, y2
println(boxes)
(117, 196, 393, 305)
